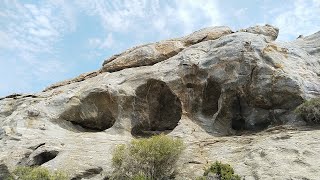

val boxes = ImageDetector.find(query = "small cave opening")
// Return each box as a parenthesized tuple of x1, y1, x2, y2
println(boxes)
(186, 83, 195, 88)
(31, 150, 59, 166)
(132, 79, 182, 137)
(186, 83, 196, 89)
(231, 96, 245, 131)
(59, 91, 117, 132)
(230, 96, 272, 134)
(202, 78, 221, 116)
(232, 118, 246, 131)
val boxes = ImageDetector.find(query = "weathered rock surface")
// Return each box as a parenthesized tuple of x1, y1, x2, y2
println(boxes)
(101, 26, 232, 73)
(44, 71, 101, 92)
(239, 24, 279, 41)
(0, 24, 320, 179)
(0, 163, 11, 179)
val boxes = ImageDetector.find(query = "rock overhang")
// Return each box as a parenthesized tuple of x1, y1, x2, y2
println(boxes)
(0, 24, 320, 179)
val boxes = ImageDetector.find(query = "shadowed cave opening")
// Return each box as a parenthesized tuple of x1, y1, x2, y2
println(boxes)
(186, 83, 197, 89)
(202, 79, 221, 116)
(31, 150, 59, 166)
(230, 97, 271, 133)
(231, 96, 246, 131)
(60, 91, 117, 132)
(131, 79, 182, 137)
(232, 118, 246, 130)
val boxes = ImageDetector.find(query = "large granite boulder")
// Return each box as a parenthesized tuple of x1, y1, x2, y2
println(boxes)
(101, 26, 232, 73)
(239, 24, 279, 41)
(0, 25, 320, 179)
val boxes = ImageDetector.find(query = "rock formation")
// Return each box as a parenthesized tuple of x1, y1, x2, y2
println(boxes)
(1, 24, 320, 179)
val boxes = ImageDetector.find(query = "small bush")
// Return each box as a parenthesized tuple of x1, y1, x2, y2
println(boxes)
(10, 166, 68, 180)
(131, 173, 149, 180)
(295, 98, 320, 124)
(111, 134, 184, 180)
(199, 161, 241, 180)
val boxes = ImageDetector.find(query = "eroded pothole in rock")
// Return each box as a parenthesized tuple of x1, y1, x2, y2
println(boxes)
(59, 90, 117, 132)
(31, 150, 59, 166)
(230, 96, 272, 134)
(131, 79, 182, 137)
(202, 78, 221, 116)
(18, 148, 59, 166)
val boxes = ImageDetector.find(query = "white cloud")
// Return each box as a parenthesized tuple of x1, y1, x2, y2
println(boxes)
(89, 38, 102, 47)
(76, 0, 222, 38)
(272, 0, 320, 40)
(176, 0, 222, 33)
(234, 8, 248, 18)
(100, 33, 114, 49)
(1, 0, 75, 55)
(0, 0, 75, 95)
(32, 60, 67, 80)
(88, 33, 114, 49)
(0, 31, 13, 49)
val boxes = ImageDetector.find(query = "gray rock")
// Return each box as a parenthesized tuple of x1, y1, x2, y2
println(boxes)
(0, 163, 12, 179)
(101, 26, 232, 73)
(0, 25, 320, 180)
(181, 26, 232, 46)
(206, 173, 220, 180)
(239, 24, 279, 41)
(101, 40, 185, 73)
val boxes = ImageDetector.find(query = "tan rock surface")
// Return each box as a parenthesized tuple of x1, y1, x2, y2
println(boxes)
(1, 25, 320, 179)
(101, 26, 232, 73)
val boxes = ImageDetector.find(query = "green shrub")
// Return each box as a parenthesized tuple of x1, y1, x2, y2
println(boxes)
(199, 161, 241, 180)
(131, 173, 149, 180)
(111, 134, 184, 180)
(10, 166, 68, 180)
(195, 177, 206, 180)
(295, 98, 320, 124)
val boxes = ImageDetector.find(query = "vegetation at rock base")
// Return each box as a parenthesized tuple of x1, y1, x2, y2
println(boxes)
(111, 134, 184, 180)
(131, 173, 149, 180)
(6, 166, 68, 180)
(295, 98, 320, 124)
(197, 161, 241, 180)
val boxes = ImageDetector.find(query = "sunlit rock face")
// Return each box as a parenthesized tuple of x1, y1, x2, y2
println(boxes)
(1, 24, 320, 180)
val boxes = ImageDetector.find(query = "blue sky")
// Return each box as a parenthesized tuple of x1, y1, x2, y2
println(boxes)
(0, 0, 319, 97)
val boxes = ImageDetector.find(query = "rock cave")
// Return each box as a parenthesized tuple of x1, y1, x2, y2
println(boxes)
(59, 91, 117, 131)
(1, 24, 320, 179)
(131, 79, 182, 136)
(201, 78, 222, 116)
(31, 150, 59, 166)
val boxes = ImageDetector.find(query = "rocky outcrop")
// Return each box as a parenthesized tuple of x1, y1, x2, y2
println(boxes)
(101, 26, 232, 73)
(0, 24, 320, 179)
(43, 26, 232, 91)
(43, 71, 101, 92)
(239, 24, 279, 41)
(101, 40, 185, 73)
